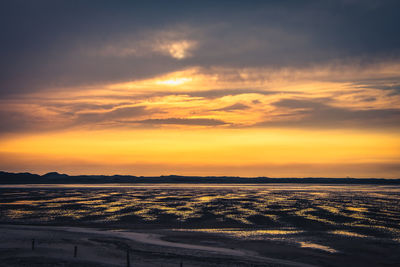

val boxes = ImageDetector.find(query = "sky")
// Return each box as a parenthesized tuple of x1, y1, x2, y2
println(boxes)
(0, 0, 399, 178)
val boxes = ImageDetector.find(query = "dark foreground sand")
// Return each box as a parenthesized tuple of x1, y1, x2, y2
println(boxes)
(0, 224, 399, 267)
(0, 224, 319, 267)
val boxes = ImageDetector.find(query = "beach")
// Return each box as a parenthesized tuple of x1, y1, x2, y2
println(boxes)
(0, 184, 400, 266)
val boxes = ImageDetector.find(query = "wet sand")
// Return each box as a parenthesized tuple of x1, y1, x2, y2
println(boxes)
(1, 185, 400, 266)
(1, 224, 399, 266)
(0, 224, 318, 267)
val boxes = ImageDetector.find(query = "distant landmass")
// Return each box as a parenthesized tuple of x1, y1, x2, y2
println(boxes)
(0, 171, 399, 184)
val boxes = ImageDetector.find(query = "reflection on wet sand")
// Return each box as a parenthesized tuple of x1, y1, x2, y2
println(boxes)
(173, 228, 304, 238)
(299, 242, 337, 253)
(0, 183, 399, 260)
(329, 230, 367, 238)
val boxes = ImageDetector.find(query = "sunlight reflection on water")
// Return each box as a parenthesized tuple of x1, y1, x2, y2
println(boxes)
(299, 241, 338, 253)
(0, 184, 399, 248)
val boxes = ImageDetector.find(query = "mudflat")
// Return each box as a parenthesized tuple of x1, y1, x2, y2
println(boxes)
(0, 184, 399, 266)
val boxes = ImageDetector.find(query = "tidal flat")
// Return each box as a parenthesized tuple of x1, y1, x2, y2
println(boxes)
(0, 184, 399, 266)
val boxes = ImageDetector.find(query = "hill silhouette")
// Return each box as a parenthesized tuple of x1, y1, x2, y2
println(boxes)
(0, 171, 399, 184)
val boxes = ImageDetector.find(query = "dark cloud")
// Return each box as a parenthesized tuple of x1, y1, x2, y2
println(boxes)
(184, 89, 283, 99)
(0, 105, 153, 135)
(49, 102, 141, 119)
(46, 102, 131, 113)
(360, 97, 376, 102)
(75, 106, 149, 125)
(1, 0, 400, 95)
(0, 110, 45, 134)
(257, 98, 400, 128)
(128, 118, 227, 126)
(214, 103, 250, 112)
(109, 89, 286, 100)
(351, 78, 400, 95)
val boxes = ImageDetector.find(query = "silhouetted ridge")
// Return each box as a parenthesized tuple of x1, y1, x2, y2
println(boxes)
(0, 171, 399, 184)
(42, 172, 68, 178)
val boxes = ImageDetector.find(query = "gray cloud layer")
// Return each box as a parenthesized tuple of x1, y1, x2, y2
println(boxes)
(214, 103, 250, 112)
(258, 98, 400, 129)
(1, 0, 400, 95)
(128, 118, 227, 126)
(75, 106, 149, 125)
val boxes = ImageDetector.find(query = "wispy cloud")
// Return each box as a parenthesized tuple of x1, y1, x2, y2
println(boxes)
(75, 106, 151, 125)
(126, 118, 227, 126)
(256, 98, 400, 129)
(213, 103, 250, 112)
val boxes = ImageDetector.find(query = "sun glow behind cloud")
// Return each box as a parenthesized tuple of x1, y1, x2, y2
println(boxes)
(0, 63, 399, 177)
(1, 1, 400, 178)
(156, 40, 197, 59)
(155, 77, 192, 86)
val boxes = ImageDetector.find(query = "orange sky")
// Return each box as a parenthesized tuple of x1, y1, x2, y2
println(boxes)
(1, 64, 399, 177)
(1, 1, 400, 178)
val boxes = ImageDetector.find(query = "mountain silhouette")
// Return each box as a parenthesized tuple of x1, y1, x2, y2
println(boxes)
(0, 171, 399, 184)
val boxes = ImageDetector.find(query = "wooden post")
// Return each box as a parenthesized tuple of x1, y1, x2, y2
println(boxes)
(126, 248, 130, 267)
(74, 245, 77, 258)
(180, 261, 183, 267)
(31, 239, 35, 250)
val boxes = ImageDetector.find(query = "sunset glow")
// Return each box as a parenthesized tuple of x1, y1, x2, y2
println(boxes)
(1, 1, 399, 178)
